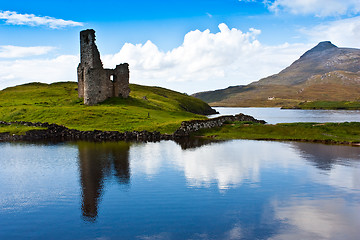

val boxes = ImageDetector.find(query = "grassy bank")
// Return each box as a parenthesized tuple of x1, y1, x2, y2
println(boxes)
(0, 82, 213, 134)
(193, 121, 360, 144)
(282, 101, 360, 110)
(0, 123, 47, 135)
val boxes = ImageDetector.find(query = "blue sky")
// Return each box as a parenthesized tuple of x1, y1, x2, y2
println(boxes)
(1, 0, 360, 93)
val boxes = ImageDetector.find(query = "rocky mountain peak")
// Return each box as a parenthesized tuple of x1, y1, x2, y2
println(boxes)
(312, 41, 337, 51)
(301, 41, 338, 58)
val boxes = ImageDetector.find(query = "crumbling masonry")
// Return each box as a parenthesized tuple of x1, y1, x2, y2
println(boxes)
(77, 29, 130, 105)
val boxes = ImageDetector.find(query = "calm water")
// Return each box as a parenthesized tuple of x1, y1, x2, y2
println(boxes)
(211, 107, 360, 124)
(0, 140, 359, 239)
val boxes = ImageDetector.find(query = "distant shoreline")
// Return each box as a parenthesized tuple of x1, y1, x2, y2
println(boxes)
(210, 101, 360, 110)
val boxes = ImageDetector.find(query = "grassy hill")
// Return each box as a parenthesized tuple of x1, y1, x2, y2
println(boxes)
(0, 82, 215, 133)
(193, 42, 360, 108)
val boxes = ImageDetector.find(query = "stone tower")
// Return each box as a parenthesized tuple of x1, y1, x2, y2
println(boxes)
(77, 29, 130, 105)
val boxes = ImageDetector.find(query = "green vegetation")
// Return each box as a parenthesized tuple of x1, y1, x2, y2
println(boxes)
(193, 121, 360, 144)
(0, 82, 213, 133)
(0, 123, 46, 135)
(283, 101, 360, 110)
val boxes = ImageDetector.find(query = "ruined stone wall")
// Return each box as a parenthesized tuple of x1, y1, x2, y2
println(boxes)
(113, 63, 130, 98)
(77, 29, 130, 105)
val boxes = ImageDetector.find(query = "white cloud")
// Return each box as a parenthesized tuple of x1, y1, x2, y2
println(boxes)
(0, 10, 83, 29)
(102, 23, 308, 93)
(0, 55, 78, 89)
(0, 45, 54, 58)
(6, 22, 354, 93)
(267, 0, 360, 17)
(303, 16, 360, 48)
(0, 23, 310, 93)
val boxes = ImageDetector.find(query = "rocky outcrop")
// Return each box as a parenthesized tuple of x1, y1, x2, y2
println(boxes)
(0, 113, 265, 142)
(173, 113, 266, 138)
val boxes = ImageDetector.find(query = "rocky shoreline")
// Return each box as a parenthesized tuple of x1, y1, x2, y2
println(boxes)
(0, 113, 265, 142)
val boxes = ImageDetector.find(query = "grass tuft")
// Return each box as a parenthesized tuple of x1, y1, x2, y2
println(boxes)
(0, 123, 47, 135)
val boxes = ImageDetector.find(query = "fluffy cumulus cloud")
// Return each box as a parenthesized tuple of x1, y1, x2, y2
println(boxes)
(4, 23, 347, 93)
(102, 23, 308, 93)
(0, 10, 83, 28)
(267, 0, 360, 17)
(303, 16, 360, 48)
(0, 55, 78, 89)
(0, 45, 54, 58)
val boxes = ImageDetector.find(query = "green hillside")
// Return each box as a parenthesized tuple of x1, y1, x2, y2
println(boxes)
(0, 82, 215, 133)
(192, 85, 245, 103)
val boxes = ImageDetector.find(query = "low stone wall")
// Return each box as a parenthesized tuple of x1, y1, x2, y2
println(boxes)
(0, 121, 172, 142)
(0, 113, 265, 142)
(173, 113, 266, 138)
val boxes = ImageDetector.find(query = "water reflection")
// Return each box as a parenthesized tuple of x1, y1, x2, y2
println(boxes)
(174, 137, 222, 150)
(76, 139, 360, 222)
(1, 140, 360, 239)
(131, 140, 299, 189)
(272, 198, 360, 239)
(77, 142, 130, 221)
(212, 107, 360, 124)
(291, 142, 360, 170)
(131, 139, 360, 191)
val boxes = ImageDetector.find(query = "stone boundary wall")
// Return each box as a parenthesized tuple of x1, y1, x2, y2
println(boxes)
(0, 114, 265, 142)
(0, 121, 172, 142)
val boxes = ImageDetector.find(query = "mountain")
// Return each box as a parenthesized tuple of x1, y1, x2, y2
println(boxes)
(193, 41, 360, 107)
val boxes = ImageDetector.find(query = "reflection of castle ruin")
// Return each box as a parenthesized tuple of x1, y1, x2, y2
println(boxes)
(77, 29, 130, 105)
(77, 142, 130, 221)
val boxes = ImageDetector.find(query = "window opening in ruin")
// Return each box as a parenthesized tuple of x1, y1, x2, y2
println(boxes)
(110, 74, 117, 82)
(84, 36, 89, 44)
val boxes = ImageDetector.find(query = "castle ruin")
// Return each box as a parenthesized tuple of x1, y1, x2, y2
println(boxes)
(77, 29, 130, 105)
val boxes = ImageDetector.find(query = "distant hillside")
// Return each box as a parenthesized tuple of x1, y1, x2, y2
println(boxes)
(253, 41, 360, 86)
(192, 85, 245, 103)
(0, 82, 216, 133)
(193, 41, 360, 107)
